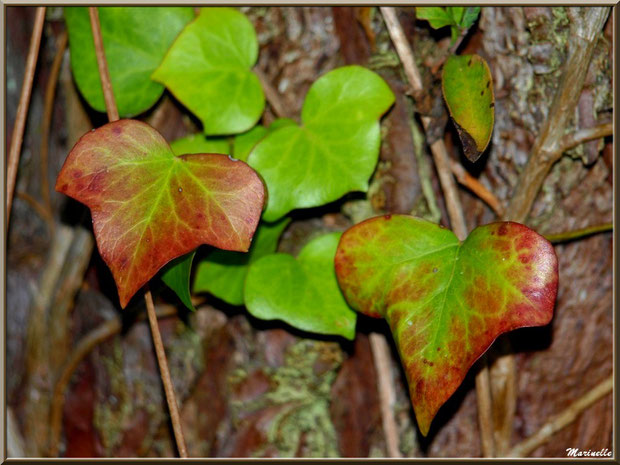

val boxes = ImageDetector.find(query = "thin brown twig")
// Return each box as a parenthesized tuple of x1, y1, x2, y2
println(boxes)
(369, 333, 402, 458)
(40, 29, 68, 237)
(144, 289, 188, 458)
(88, 7, 187, 457)
(6, 6, 46, 227)
(380, 6, 495, 457)
(88, 7, 119, 122)
(507, 376, 613, 457)
(557, 122, 613, 155)
(450, 160, 504, 217)
(48, 305, 179, 456)
(254, 67, 288, 119)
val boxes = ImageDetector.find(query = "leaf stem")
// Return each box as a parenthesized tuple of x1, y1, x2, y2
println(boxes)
(544, 222, 612, 243)
(380, 7, 495, 457)
(88, 7, 187, 457)
(507, 376, 612, 457)
(6, 6, 46, 228)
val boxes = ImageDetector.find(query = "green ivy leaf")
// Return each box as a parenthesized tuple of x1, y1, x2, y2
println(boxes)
(460, 7, 481, 29)
(64, 7, 195, 117)
(246, 232, 357, 340)
(442, 54, 495, 162)
(417, 6, 480, 44)
(161, 251, 195, 311)
(248, 66, 394, 222)
(446, 6, 464, 25)
(170, 133, 230, 156)
(335, 215, 558, 435)
(151, 7, 265, 135)
(55, 120, 265, 307)
(193, 218, 290, 306)
(416, 7, 455, 29)
(233, 118, 296, 162)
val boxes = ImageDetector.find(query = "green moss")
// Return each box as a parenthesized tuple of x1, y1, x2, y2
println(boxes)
(166, 321, 205, 399)
(228, 339, 343, 457)
(93, 338, 133, 453)
(368, 51, 401, 71)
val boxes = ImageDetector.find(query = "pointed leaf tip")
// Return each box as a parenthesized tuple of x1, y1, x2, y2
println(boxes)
(56, 119, 265, 307)
(335, 215, 558, 435)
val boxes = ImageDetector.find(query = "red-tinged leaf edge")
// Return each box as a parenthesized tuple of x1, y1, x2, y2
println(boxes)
(56, 120, 265, 307)
(334, 215, 559, 435)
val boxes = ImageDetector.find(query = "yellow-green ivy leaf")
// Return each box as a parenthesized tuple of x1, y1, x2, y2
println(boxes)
(152, 7, 265, 135)
(442, 54, 495, 162)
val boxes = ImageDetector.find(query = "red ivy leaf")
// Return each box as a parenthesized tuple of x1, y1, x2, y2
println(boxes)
(56, 120, 265, 307)
(334, 215, 558, 435)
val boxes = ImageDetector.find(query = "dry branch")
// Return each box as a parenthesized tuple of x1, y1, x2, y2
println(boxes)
(558, 122, 613, 155)
(506, 8, 610, 223)
(492, 8, 610, 452)
(40, 30, 68, 236)
(369, 333, 403, 458)
(507, 376, 613, 457)
(7, 7, 46, 226)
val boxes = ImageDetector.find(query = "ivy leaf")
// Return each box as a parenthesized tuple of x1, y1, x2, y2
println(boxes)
(417, 6, 480, 45)
(245, 232, 357, 340)
(161, 251, 195, 311)
(334, 215, 558, 435)
(248, 66, 394, 222)
(193, 217, 290, 306)
(151, 7, 265, 135)
(64, 7, 195, 117)
(158, 134, 231, 309)
(446, 6, 464, 25)
(442, 54, 495, 162)
(233, 118, 296, 162)
(55, 120, 265, 308)
(170, 133, 230, 156)
(460, 7, 481, 29)
(416, 7, 455, 29)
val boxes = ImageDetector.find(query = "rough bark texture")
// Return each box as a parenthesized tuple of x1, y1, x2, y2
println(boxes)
(7, 6, 612, 458)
